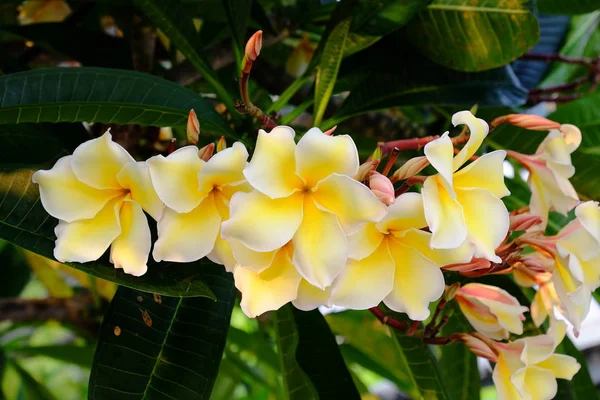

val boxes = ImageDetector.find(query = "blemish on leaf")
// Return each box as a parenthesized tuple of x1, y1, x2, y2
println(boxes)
(141, 310, 153, 327)
(153, 294, 162, 304)
(114, 326, 121, 336)
(137, 295, 143, 302)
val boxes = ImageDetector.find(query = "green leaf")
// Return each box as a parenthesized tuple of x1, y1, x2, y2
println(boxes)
(439, 303, 480, 400)
(221, 0, 252, 66)
(313, 17, 351, 126)
(0, 244, 30, 298)
(89, 264, 235, 399)
(274, 306, 360, 400)
(0, 68, 235, 138)
(9, 359, 57, 400)
(555, 336, 599, 400)
(133, 0, 235, 111)
(405, 0, 540, 71)
(538, 0, 600, 15)
(8, 345, 94, 368)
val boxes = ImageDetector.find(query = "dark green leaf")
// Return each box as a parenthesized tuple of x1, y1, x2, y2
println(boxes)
(0, 243, 30, 298)
(221, 0, 252, 65)
(0, 68, 235, 138)
(538, 0, 599, 15)
(8, 345, 94, 368)
(227, 326, 279, 371)
(555, 336, 599, 400)
(89, 265, 235, 399)
(405, 0, 539, 71)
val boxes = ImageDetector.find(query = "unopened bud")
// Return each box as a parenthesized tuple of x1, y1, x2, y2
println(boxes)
(510, 213, 543, 231)
(391, 156, 430, 182)
(369, 171, 395, 206)
(323, 125, 337, 136)
(371, 144, 383, 161)
(186, 109, 200, 145)
(217, 136, 227, 152)
(198, 142, 215, 161)
(355, 159, 379, 182)
(519, 253, 553, 274)
(458, 333, 498, 362)
(443, 282, 461, 301)
(491, 114, 560, 131)
(443, 258, 491, 274)
(245, 30, 263, 64)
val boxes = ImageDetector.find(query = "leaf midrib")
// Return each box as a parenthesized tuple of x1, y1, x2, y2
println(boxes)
(427, 4, 529, 14)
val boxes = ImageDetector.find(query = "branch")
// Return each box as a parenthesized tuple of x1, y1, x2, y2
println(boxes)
(521, 53, 599, 70)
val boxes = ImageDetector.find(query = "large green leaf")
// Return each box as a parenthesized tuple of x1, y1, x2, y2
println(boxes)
(555, 336, 599, 400)
(405, 0, 539, 71)
(538, 0, 600, 15)
(133, 0, 235, 111)
(89, 265, 235, 399)
(0, 67, 235, 138)
(274, 306, 360, 400)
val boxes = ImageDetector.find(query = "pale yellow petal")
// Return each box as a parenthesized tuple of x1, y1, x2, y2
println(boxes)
(146, 146, 206, 213)
(453, 151, 510, 198)
(575, 201, 600, 243)
(110, 199, 151, 277)
(331, 239, 394, 309)
(376, 192, 427, 233)
(152, 193, 221, 262)
(234, 250, 302, 318)
(222, 190, 304, 252)
(478, 298, 527, 336)
(116, 162, 164, 221)
(228, 238, 277, 273)
(398, 228, 474, 266)
(54, 196, 123, 263)
(312, 174, 387, 234)
(452, 111, 489, 170)
(71, 131, 134, 189)
(384, 239, 445, 320)
(536, 354, 580, 380)
(295, 128, 359, 188)
(521, 367, 557, 400)
(422, 176, 467, 249)
(531, 288, 549, 328)
(557, 226, 600, 265)
(347, 222, 384, 261)
(457, 188, 509, 263)
(493, 355, 523, 400)
(32, 156, 123, 223)
(207, 235, 238, 272)
(292, 195, 347, 289)
(243, 126, 303, 198)
(424, 133, 454, 188)
(293, 280, 332, 311)
(197, 142, 248, 193)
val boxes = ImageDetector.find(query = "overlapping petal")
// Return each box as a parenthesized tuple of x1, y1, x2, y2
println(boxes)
(376, 192, 427, 234)
(110, 198, 151, 277)
(197, 142, 248, 193)
(575, 201, 600, 243)
(453, 151, 510, 198)
(422, 176, 467, 249)
(347, 222, 384, 261)
(293, 280, 332, 311)
(228, 238, 277, 273)
(117, 162, 164, 221)
(424, 133, 454, 190)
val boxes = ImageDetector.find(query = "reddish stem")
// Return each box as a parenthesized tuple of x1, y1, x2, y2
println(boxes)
(380, 135, 469, 157)
(368, 307, 410, 331)
(521, 53, 599, 70)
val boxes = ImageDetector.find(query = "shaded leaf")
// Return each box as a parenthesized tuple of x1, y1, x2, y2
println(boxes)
(555, 336, 599, 400)
(221, 0, 252, 65)
(8, 345, 94, 368)
(89, 265, 235, 399)
(0, 243, 30, 298)
(9, 359, 57, 400)
(538, 0, 600, 15)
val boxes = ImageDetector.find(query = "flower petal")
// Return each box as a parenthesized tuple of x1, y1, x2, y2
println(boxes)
(295, 128, 359, 188)
(312, 174, 387, 234)
(116, 162, 164, 221)
(110, 198, 151, 277)
(376, 192, 427, 234)
(384, 238, 445, 320)
(453, 151, 510, 198)
(347, 222, 384, 261)
(292, 196, 348, 289)
(234, 249, 302, 318)
(243, 126, 303, 198)
(152, 193, 221, 262)
(452, 111, 489, 170)
(71, 131, 134, 189)
(222, 190, 304, 252)
(493, 355, 524, 400)
(293, 280, 332, 311)
(197, 142, 248, 193)
(207, 236, 238, 272)
(32, 156, 123, 223)
(147, 146, 206, 213)
(520, 367, 558, 400)
(457, 188, 509, 263)
(396, 228, 474, 266)
(422, 175, 468, 249)
(424, 133, 454, 188)
(54, 196, 123, 263)
(575, 201, 600, 244)
(331, 239, 394, 309)
(536, 354, 580, 380)
(228, 238, 277, 273)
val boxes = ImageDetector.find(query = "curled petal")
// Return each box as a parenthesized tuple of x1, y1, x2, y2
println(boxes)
(452, 111, 489, 170)
(197, 142, 248, 193)
(243, 126, 303, 198)
(575, 201, 600, 244)
(293, 280, 332, 311)
(71, 131, 134, 189)
(559, 124, 582, 152)
(537, 354, 580, 380)
(32, 156, 123, 223)
(511, 367, 557, 400)
(295, 128, 359, 188)
(117, 162, 164, 221)
(453, 151, 510, 198)
(423, 176, 467, 249)
(228, 238, 277, 273)
(312, 174, 387, 234)
(292, 196, 348, 289)
(331, 239, 394, 309)
(384, 239, 445, 320)
(147, 146, 206, 213)
(54, 196, 123, 263)
(424, 133, 454, 189)
(110, 198, 151, 277)
(207, 236, 237, 272)
(152, 194, 221, 262)
(222, 190, 304, 252)
(377, 192, 427, 234)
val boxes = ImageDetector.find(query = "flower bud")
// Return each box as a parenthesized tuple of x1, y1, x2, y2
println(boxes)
(443, 282, 461, 301)
(217, 136, 227, 152)
(323, 125, 337, 136)
(186, 109, 200, 145)
(491, 114, 560, 131)
(443, 258, 491, 274)
(355, 159, 379, 183)
(245, 30, 263, 63)
(390, 156, 429, 182)
(509, 212, 543, 231)
(198, 142, 215, 161)
(457, 333, 498, 362)
(369, 171, 395, 205)
(455, 283, 528, 340)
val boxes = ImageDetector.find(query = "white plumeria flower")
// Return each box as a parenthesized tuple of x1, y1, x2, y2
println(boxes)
(32, 131, 164, 276)
(422, 111, 510, 262)
(146, 142, 250, 271)
(222, 126, 387, 289)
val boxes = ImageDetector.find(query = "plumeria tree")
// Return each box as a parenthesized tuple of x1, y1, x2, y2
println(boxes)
(1, 0, 600, 399)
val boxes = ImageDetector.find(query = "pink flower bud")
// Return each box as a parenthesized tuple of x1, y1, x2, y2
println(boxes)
(457, 333, 498, 362)
(198, 142, 215, 161)
(323, 125, 337, 136)
(369, 171, 395, 205)
(186, 109, 200, 145)
(245, 30, 263, 63)
(491, 114, 560, 131)
(391, 156, 430, 182)
(510, 213, 543, 231)
(443, 258, 491, 274)
(355, 159, 379, 182)
(217, 136, 227, 152)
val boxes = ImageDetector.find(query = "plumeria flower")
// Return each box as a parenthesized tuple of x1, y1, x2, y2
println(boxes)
(147, 142, 250, 271)
(331, 193, 472, 320)
(32, 131, 164, 276)
(492, 321, 580, 400)
(221, 126, 387, 289)
(422, 111, 510, 262)
(455, 283, 528, 340)
(510, 124, 582, 228)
